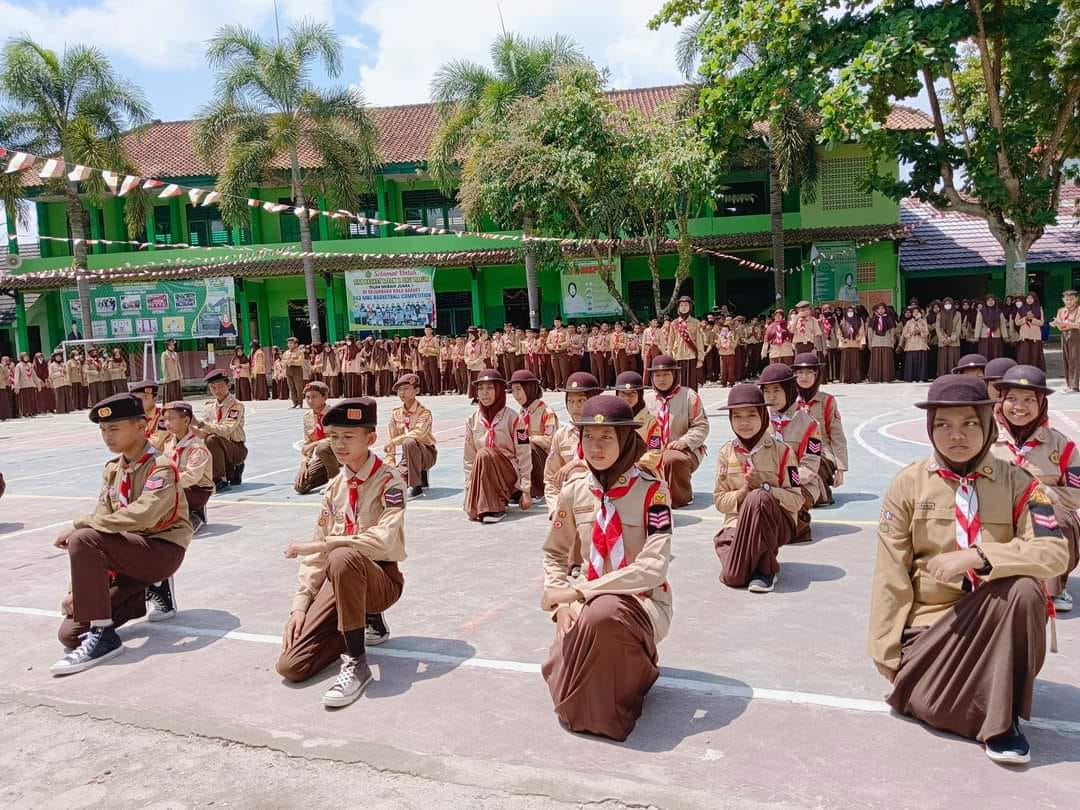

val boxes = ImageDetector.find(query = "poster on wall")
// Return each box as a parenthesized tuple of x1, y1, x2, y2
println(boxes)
(344, 267, 436, 330)
(61, 277, 237, 340)
(561, 257, 622, 318)
(811, 242, 858, 305)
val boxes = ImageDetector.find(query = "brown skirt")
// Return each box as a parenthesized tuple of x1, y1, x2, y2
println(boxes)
(234, 377, 252, 401)
(17, 387, 37, 417)
(979, 337, 1004, 361)
(1016, 340, 1046, 370)
(37, 386, 55, 413)
(839, 347, 862, 383)
(162, 380, 182, 404)
(529, 444, 549, 499)
(252, 375, 269, 400)
(714, 490, 793, 587)
(542, 594, 658, 741)
(0, 389, 13, 420)
(887, 577, 1048, 742)
(54, 385, 71, 414)
(464, 447, 519, 520)
(659, 446, 700, 508)
(676, 358, 697, 390)
(868, 346, 895, 383)
(937, 346, 960, 378)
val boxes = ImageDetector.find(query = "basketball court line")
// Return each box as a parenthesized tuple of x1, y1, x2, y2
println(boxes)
(878, 419, 930, 447)
(852, 411, 906, 467)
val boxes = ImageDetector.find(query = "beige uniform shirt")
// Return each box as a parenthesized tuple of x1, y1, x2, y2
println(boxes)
(202, 395, 246, 443)
(463, 406, 532, 498)
(282, 348, 305, 368)
(418, 336, 440, 358)
(521, 399, 558, 453)
(464, 340, 486, 371)
(73, 447, 192, 549)
(901, 318, 929, 351)
(666, 317, 705, 362)
(798, 393, 849, 470)
(544, 423, 583, 512)
(543, 468, 674, 642)
(48, 360, 69, 388)
(291, 455, 407, 613)
(84, 358, 103, 384)
(66, 358, 84, 386)
(163, 431, 214, 490)
(974, 310, 1006, 340)
(869, 455, 1068, 670)
(770, 405, 824, 503)
(162, 349, 182, 382)
(642, 386, 710, 454)
(713, 434, 804, 528)
(1015, 311, 1044, 342)
(387, 401, 437, 463)
(144, 405, 169, 451)
(301, 407, 330, 455)
(991, 423, 1080, 511)
(789, 314, 821, 346)
(934, 315, 961, 348)
(14, 362, 37, 392)
(547, 327, 568, 353)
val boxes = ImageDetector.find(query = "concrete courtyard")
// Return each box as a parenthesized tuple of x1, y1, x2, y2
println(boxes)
(1, 378, 1078, 809)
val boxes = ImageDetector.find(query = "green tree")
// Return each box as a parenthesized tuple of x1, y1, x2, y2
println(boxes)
(0, 37, 151, 337)
(194, 21, 379, 345)
(653, 0, 1080, 296)
(429, 32, 584, 328)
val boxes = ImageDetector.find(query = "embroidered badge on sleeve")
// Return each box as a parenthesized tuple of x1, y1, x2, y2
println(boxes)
(515, 428, 529, 444)
(144, 474, 168, 492)
(1066, 467, 1080, 488)
(788, 467, 800, 487)
(807, 438, 822, 455)
(647, 504, 672, 535)
(383, 487, 405, 508)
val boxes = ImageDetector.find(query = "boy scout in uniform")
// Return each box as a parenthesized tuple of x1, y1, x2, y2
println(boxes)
(791, 353, 849, 505)
(277, 398, 406, 708)
(789, 300, 822, 356)
(162, 400, 213, 533)
(1051, 289, 1080, 391)
(385, 373, 437, 499)
(294, 381, 340, 495)
(130, 380, 169, 451)
(418, 326, 441, 396)
(51, 393, 191, 676)
(195, 369, 248, 491)
(282, 336, 306, 407)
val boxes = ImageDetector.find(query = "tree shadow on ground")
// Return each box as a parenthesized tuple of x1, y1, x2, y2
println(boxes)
(195, 522, 242, 538)
(820, 491, 880, 507)
(117, 608, 242, 665)
(806, 521, 864, 541)
(416, 487, 460, 501)
(774, 562, 847, 593)
(0, 522, 25, 533)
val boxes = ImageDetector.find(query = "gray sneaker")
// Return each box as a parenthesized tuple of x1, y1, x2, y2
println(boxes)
(748, 570, 778, 593)
(1053, 591, 1073, 613)
(322, 655, 373, 708)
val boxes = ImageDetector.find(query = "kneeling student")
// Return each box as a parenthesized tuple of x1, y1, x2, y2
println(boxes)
(510, 369, 558, 500)
(294, 381, 339, 494)
(613, 371, 659, 473)
(541, 395, 672, 741)
(163, 401, 213, 533)
(791, 353, 849, 505)
(713, 384, 802, 592)
(277, 398, 406, 708)
(870, 375, 1068, 765)
(544, 372, 602, 514)
(642, 355, 709, 508)
(196, 369, 248, 491)
(463, 369, 532, 524)
(130, 380, 169, 451)
(384, 373, 437, 499)
(51, 393, 191, 676)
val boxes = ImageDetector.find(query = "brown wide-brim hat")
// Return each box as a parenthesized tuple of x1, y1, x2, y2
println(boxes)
(612, 371, 645, 392)
(304, 380, 330, 395)
(982, 357, 1017, 383)
(129, 380, 159, 395)
(951, 353, 988, 373)
(204, 369, 229, 385)
(324, 397, 378, 428)
(758, 363, 795, 385)
(915, 375, 995, 409)
(791, 352, 821, 369)
(677, 295, 693, 304)
(994, 364, 1054, 395)
(719, 383, 766, 410)
(795, 300, 811, 309)
(164, 401, 194, 417)
(648, 354, 679, 372)
(509, 369, 540, 385)
(475, 369, 505, 384)
(571, 394, 640, 427)
(392, 373, 421, 391)
(565, 372, 602, 393)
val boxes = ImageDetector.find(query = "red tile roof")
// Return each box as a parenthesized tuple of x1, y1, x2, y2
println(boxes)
(900, 185, 1080, 272)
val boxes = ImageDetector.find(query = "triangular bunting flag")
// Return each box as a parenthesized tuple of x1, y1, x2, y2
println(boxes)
(101, 170, 120, 192)
(202, 191, 221, 206)
(118, 175, 142, 196)
(38, 158, 65, 179)
(5, 151, 35, 173)
(188, 188, 204, 205)
(67, 164, 92, 182)
(158, 184, 182, 198)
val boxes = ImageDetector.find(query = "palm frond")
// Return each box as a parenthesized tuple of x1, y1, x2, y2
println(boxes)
(287, 20, 342, 78)
(675, 13, 711, 80)
(205, 25, 266, 71)
(429, 59, 494, 109)
(215, 138, 276, 228)
(192, 96, 266, 169)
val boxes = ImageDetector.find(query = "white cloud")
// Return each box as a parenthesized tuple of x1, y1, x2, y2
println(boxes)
(354, 0, 684, 106)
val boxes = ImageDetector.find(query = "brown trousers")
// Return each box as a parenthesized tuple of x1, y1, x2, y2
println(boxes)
(422, 356, 440, 395)
(720, 354, 737, 386)
(294, 441, 341, 494)
(887, 577, 1048, 742)
(454, 365, 468, 395)
(285, 366, 305, 405)
(206, 434, 248, 481)
(62, 528, 186, 632)
(1064, 332, 1080, 391)
(542, 594, 658, 741)
(397, 438, 437, 488)
(464, 447, 519, 520)
(676, 359, 698, 390)
(529, 444, 549, 499)
(659, 446, 700, 508)
(714, 490, 794, 587)
(184, 485, 213, 512)
(551, 351, 570, 389)
(276, 550, 404, 683)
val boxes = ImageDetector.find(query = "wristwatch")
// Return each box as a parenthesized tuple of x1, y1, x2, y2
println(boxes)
(761, 482, 772, 492)
(973, 545, 993, 576)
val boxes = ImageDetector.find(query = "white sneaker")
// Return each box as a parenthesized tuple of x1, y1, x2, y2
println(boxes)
(146, 577, 177, 622)
(50, 626, 124, 676)
(321, 654, 373, 708)
(480, 512, 506, 524)
(1053, 591, 1073, 613)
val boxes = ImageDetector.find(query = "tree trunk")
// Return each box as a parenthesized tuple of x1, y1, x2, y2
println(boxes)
(524, 214, 540, 329)
(291, 149, 322, 346)
(1004, 237, 1028, 297)
(64, 188, 93, 339)
(647, 247, 662, 318)
(769, 152, 785, 307)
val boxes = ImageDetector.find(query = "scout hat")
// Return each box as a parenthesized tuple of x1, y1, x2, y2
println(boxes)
(475, 368, 505, 384)
(951, 353, 988, 373)
(565, 371, 602, 392)
(796, 300, 811, 309)
(719, 383, 767, 410)
(323, 397, 378, 428)
(648, 354, 679, 372)
(983, 357, 1017, 383)
(612, 371, 645, 391)
(129, 380, 159, 395)
(164, 401, 194, 417)
(758, 363, 795, 385)
(677, 295, 693, 304)
(304, 380, 330, 395)
(994, 364, 1054, 395)
(89, 393, 144, 423)
(204, 368, 229, 385)
(509, 369, 540, 385)
(791, 352, 821, 369)
(392, 373, 421, 391)
(571, 394, 639, 427)
(1064, 289, 1078, 297)
(915, 375, 995, 409)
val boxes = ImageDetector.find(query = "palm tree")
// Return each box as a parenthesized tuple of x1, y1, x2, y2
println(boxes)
(429, 32, 584, 329)
(194, 21, 379, 345)
(0, 37, 151, 336)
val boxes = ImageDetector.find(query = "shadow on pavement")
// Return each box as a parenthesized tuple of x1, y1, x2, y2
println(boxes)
(774, 562, 847, 593)
(196, 523, 242, 538)
(821, 491, 880, 507)
(366, 637, 478, 699)
(0, 522, 25, 533)
(118, 609, 242, 665)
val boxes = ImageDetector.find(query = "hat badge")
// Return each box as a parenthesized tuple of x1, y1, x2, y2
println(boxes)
(98, 406, 112, 418)
(347, 408, 362, 420)
(1020, 378, 1029, 385)
(593, 414, 605, 423)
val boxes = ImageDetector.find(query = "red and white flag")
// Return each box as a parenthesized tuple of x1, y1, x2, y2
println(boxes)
(38, 158, 65, 179)
(201, 191, 220, 206)
(158, 183, 182, 198)
(119, 175, 142, 196)
(101, 170, 120, 192)
(67, 164, 92, 182)
(4, 151, 35, 173)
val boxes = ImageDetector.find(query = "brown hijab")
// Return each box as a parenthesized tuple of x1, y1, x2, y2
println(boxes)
(926, 405, 997, 476)
(588, 427, 646, 492)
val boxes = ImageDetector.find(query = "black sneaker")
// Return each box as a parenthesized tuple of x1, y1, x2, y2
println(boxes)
(229, 463, 245, 486)
(507, 490, 522, 506)
(192, 507, 207, 534)
(420, 469, 430, 489)
(985, 721, 1031, 765)
(214, 479, 231, 494)
(146, 577, 177, 622)
(406, 485, 424, 500)
(50, 625, 124, 676)
(480, 512, 506, 524)
(365, 612, 390, 646)
(747, 570, 777, 593)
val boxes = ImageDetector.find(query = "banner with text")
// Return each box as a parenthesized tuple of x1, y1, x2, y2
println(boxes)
(811, 242, 858, 305)
(561, 257, 622, 318)
(345, 267, 436, 330)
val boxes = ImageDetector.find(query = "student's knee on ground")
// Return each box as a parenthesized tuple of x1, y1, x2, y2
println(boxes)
(275, 650, 314, 683)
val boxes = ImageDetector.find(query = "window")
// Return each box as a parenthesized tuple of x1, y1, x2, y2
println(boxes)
(347, 194, 380, 239)
(435, 290, 472, 335)
(714, 180, 768, 217)
(188, 204, 233, 246)
(279, 197, 300, 243)
(857, 262, 876, 285)
(287, 299, 326, 345)
(627, 278, 694, 320)
(401, 189, 464, 234)
(821, 157, 873, 210)
(153, 205, 174, 246)
(503, 287, 537, 329)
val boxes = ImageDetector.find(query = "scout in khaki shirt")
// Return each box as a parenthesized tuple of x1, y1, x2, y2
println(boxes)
(278, 398, 407, 708)
(195, 369, 248, 491)
(712, 385, 803, 592)
(510, 369, 558, 499)
(417, 325, 441, 396)
(548, 317, 570, 389)
(759, 363, 823, 541)
(51, 393, 191, 676)
(870, 375, 1068, 765)
(544, 372, 602, 514)
(788, 300, 822, 355)
(282, 336, 306, 407)
(991, 366, 1079, 612)
(642, 355, 710, 509)
(761, 309, 794, 364)
(294, 381, 340, 495)
(1051, 289, 1080, 391)
(130, 380, 169, 451)
(665, 295, 705, 390)
(540, 396, 673, 742)
(385, 373, 437, 498)
(463, 369, 532, 523)
(163, 400, 213, 533)
(161, 339, 183, 404)
(792, 353, 849, 505)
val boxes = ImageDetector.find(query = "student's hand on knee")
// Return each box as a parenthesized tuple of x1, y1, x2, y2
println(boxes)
(519, 493, 533, 511)
(554, 607, 576, 640)
(833, 470, 845, 487)
(669, 440, 688, 452)
(54, 527, 75, 549)
(745, 469, 765, 490)
(926, 548, 980, 583)
(282, 610, 305, 651)
(542, 586, 581, 611)
(60, 592, 73, 618)
(874, 662, 897, 683)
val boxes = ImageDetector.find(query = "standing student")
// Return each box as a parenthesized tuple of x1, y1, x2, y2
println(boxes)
(642, 355, 709, 508)
(868, 304, 897, 383)
(384, 373, 437, 499)
(761, 309, 794, 366)
(975, 294, 1007, 360)
(1014, 293, 1046, 370)
(934, 297, 962, 378)
(294, 382, 339, 495)
(251, 341, 270, 400)
(161, 339, 183, 403)
(194, 369, 248, 491)
(837, 306, 865, 383)
(66, 349, 87, 411)
(282, 337, 306, 407)
(84, 349, 105, 406)
(130, 380, 169, 451)
(640, 318, 662, 385)
(870, 375, 1067, 765)
(0, 356, 13, 420)
(666, 296, 705, 390)
(462, 369, 532, 524)
(277, 398, 406, 707)
(14, 352, 39, 417)
(48, 351, 71, 415)
(792, 353, 848, 505)
(548, 317, 570, 389)
(34, 352, 54, 414)
(50, 393, 189, 676)
(713, 384, 802, 592)
(464, 327, 486, 391)
(510, 369, 558, 500)
(717, 319, 738, 387)
(1051, 289, 1080, 391)
(272, 347, 287, 399)
(162, 401, 213, 533)
(417, 325, 440, 396)
(107, 348, 129, 395)
(340, 336, 359, 397)
(230, 347, 252, 402)
(540, 395, 673, 741)
(901, 306, 931, 382)
(789, 301, 821, 356)
(544, 372, 603, 513)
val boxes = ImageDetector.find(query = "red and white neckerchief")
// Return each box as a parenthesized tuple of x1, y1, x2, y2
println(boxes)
(215, 398, 228, 423)
(796, 316, 809, 336)
(796, 397, 814, 415)
(480, 411, 499, 448)
(771, 411, 792, 442)
(656, 386, 680, 445)
(117, 448, 158, 508)
(934, 467, 985, 588)
(343, 457, 383, 535)
(733, 443, 755, 476)
(1005, 433, 1041, 463)
(523, 401, 546, 433)
(313, 409, 326, 440)
(719, 330, 732, 351)
(170, 432, 197, 464)
(586, 468, 640, 580)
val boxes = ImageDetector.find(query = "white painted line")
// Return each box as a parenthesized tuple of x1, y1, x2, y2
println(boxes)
(1, 605, 1077, 735)
(242, 466, 295, 482)
(878, 418, 930, 448)
(4, 462, 105, 483)
(852, 411, 906, 467)
(1054, 410, 1080, 438)
(0, 520, 74, 541)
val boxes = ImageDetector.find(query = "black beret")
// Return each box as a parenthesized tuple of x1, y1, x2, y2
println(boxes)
(323, 397, 377, 428)
(392, 373, 421, 390)
(915, 375, 995, 409)
(89, 393, 145, 423)
(475, 368, 505, 384)
(304, 380, 330, 395)
(572, 395, 639, 427)
(758, 363, 795, 385)
(719, 383, 767, 410)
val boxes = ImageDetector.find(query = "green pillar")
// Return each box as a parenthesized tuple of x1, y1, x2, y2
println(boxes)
(87, 203, 103, 254)
(705, 257, 717, 311)
(237, 281, 250, 348)
(145, 202, 156, 251)
(169, 197, 184, 244)
(376, 176, 391, 238)
(471, 268, 483, 327)
(5, 204, 16, 255)
(35, 202, 50, 258)
(14, 290, 29, 355)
